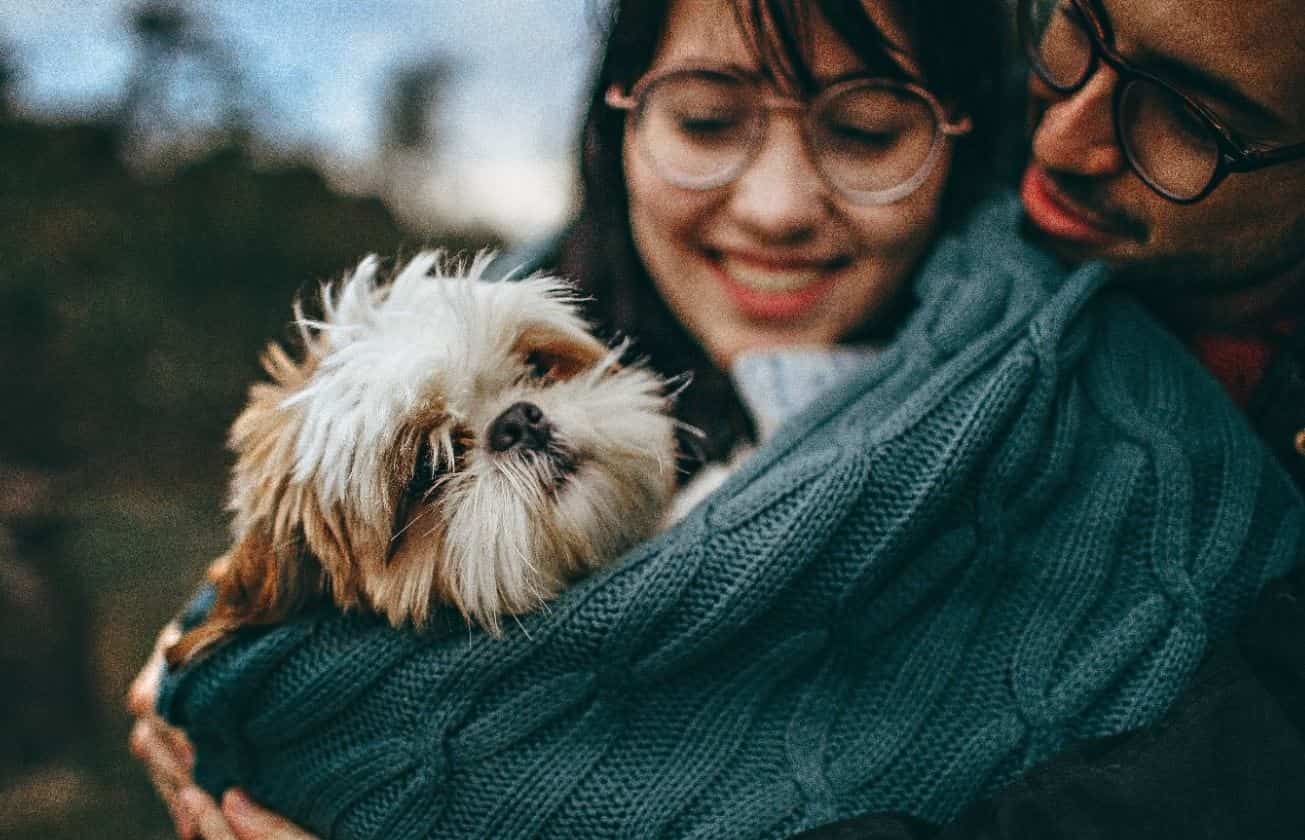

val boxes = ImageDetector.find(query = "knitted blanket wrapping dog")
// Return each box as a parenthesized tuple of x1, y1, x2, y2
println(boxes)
(159, 195, 1303, 839)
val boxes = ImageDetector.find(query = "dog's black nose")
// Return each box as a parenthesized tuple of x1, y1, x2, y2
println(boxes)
(488, 401, 551, 453)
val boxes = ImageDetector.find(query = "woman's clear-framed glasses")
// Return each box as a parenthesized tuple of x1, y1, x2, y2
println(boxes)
(1019, 0, 1305, 203)
(606, 68, 972, 206)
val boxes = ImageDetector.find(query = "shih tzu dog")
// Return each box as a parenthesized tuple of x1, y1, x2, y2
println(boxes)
(167, 253, 677, 667)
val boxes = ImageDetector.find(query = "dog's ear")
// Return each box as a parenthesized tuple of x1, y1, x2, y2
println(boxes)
(165, 339, 335, 670)
(165, 526, 327, 669)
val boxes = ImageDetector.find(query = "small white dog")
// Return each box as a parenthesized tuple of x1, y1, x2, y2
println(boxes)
(168, 253, 677, 666)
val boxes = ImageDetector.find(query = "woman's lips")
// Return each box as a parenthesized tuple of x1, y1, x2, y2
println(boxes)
(1020, 165, 1132, 247)
(708, 251, 845, 321)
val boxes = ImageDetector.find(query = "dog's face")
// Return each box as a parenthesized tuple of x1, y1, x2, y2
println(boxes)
(170, 254, 676, 664)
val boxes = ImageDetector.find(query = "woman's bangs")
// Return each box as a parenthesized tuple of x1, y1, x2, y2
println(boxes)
(736, 0, 914, 94)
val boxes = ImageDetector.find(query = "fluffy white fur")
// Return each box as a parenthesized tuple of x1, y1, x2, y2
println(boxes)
(171, 252, 677, 663)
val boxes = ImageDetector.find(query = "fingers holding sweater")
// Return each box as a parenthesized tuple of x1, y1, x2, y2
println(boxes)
(127, 621, 181, 716)
(222, 789, 321, 840)
(129, 715, 199, 838)
(127, 621, 200, 838)
(180, 786, 238, 840)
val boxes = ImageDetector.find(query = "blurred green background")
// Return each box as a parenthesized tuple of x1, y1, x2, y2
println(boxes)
(0, 3, 515, 835)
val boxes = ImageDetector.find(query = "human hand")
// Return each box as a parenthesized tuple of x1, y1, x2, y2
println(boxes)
(127, 622, 319, 839)
(177, 787, 320, 840)
(127, 621, 201, 838)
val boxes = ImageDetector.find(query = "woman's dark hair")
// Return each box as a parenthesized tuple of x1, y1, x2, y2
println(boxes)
(557, 0, 1008, 476)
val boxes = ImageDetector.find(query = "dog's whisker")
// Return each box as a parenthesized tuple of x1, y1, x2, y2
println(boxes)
(390, 505, 432, 542)
(509, 611, 534, 641)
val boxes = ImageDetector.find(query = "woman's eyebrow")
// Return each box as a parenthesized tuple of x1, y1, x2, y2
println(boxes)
(815, 68, 919, 87)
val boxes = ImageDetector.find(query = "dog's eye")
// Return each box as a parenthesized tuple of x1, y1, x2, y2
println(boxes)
(525, 350, 554, 380)
(407, 428, 472, 499)
(450, 427, 473, 461)
(407, 443, 436, 496)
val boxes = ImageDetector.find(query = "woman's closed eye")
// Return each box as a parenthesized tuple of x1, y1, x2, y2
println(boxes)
(676, 112, 744, 135)
(825, 121, 898, 148)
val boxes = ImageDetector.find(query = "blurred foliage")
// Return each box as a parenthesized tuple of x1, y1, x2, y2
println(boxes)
(118, 0, 252, 167)
(384, 57, 451, 156)
(0, 16, 501, 833)
(0, 119, 463, 469)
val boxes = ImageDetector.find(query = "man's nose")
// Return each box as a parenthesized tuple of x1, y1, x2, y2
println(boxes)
(727, 117, 830, 240)
(1029, 68, 1127, 176)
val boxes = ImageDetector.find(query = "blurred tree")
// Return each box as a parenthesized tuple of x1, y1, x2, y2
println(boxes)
(379, 56, 456, 229)
(384, 58, 452, 156)
(0, 469, 94, 786)
(0, 8, 503, 834)
(0, 41, 14, 117)
(118, 0, 248, 169)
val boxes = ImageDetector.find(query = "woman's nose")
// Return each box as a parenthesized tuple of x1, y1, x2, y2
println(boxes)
(726, 116, 830, 240)
(1029, 68, 1127, 177)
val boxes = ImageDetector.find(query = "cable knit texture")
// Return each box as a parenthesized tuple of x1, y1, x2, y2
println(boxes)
(159, 194, 1303, 839)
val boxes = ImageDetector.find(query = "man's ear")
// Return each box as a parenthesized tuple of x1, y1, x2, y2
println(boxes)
(165, 526, 326, 669)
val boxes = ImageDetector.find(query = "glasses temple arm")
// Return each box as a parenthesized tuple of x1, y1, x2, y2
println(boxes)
(941, 114, 974, 137)
(1230, 139, 1305, 171)
(604, 86, 636, 111)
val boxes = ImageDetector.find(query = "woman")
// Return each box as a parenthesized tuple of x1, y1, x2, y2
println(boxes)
(128, 0, 1298, 837)
(557, 0, 1000, 472)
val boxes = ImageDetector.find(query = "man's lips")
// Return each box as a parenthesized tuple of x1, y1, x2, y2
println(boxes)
(1020, 165, 1137, 246)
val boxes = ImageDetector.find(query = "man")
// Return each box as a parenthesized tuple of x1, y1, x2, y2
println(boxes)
(802, 0, 1305, 837)
(1017, 0, 1305, 418)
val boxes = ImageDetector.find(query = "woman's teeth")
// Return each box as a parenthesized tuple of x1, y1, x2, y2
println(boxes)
(720, 257, 825, 293)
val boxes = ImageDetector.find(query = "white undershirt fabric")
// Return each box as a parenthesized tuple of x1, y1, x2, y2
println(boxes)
(669, 345, 882, 522)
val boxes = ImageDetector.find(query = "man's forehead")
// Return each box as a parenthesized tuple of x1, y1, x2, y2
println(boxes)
(1101, 0, 1305, 134)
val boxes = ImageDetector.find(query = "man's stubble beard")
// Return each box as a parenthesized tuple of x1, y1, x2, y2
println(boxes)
(1020, 211, 1305, 330)
(1021, 211, 1305, 297)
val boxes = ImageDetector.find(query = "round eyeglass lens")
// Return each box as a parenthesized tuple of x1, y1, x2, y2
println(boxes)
(812, 84, 938, 196)
(638, 73, 760, 188)
(1118, 79, 1220, 200)
(1023, 0, 1093, 90)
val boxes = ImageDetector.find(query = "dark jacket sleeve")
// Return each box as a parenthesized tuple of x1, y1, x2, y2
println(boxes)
(793, 562, 1305, 839)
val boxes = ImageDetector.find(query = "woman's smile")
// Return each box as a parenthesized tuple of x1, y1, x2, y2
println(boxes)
(705, 248, 847, 321)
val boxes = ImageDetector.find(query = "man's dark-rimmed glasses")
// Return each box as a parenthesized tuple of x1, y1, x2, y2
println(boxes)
(1018, 0, 1305, 203)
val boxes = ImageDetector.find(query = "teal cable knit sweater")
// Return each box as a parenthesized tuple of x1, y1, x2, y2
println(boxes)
(159, 195, 1303, 839)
